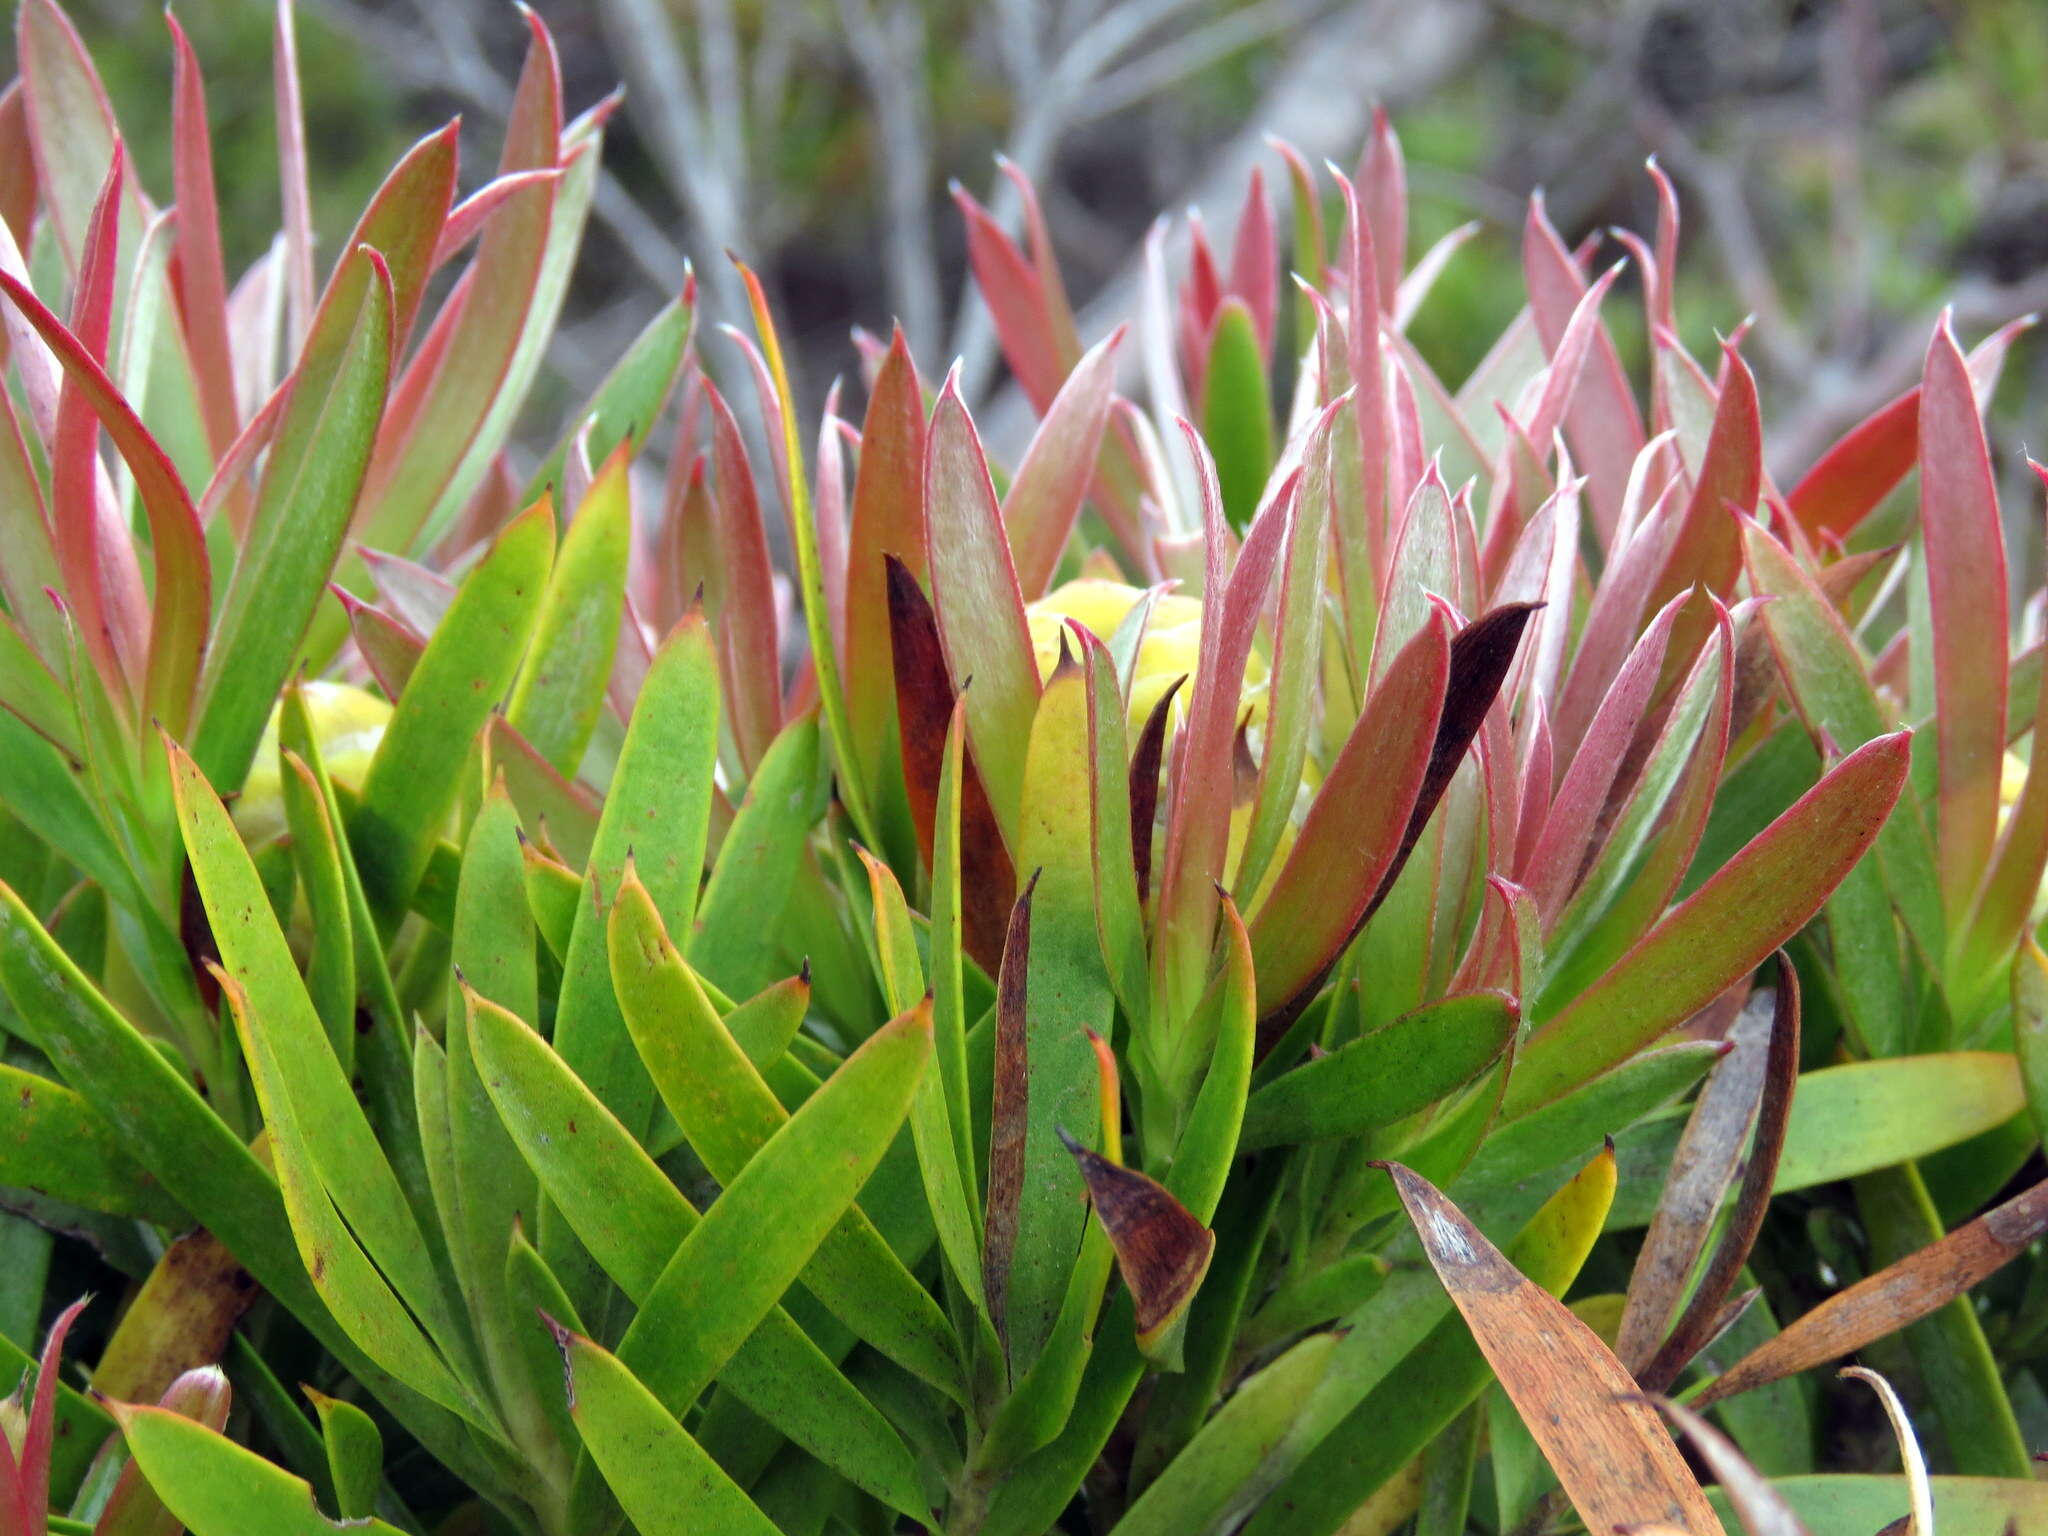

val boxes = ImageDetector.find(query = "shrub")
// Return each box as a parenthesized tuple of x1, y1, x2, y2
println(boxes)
(0, 6, 2044, 1536)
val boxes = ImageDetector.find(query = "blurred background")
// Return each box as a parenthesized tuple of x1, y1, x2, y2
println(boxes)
(38, 0, 2048, 501)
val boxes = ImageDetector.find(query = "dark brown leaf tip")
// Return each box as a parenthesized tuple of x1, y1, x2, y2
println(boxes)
(1060, 1129, 1216, 1335)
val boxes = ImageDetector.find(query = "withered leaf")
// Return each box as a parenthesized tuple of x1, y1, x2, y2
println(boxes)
(1382, 1160, 1720, 1536)
(1059, 1128, 1215, 1340)
(1699, 1170, 2048, 1407)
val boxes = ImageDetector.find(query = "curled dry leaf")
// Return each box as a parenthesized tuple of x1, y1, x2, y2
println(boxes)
(1059, 1127, 1215, 1345)
(1840, 1367, 1933, 1536)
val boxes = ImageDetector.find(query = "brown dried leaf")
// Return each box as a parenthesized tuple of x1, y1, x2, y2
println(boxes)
(1059, 1128, 1215, 1341)
(1698, 1171, 2048, 1406)
(1382, 1160, 1720, 1536)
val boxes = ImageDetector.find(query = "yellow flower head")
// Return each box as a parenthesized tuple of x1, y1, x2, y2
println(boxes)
(234, 681, 393, 844)
(1024, 578, 1270, 744)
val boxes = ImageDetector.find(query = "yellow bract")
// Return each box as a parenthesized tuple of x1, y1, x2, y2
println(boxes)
(1024, 578, 1271, 744)
(234, 681, 393, 844)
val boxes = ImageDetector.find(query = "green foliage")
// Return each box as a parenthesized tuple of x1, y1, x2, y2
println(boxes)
(3, 9, 2048, 1536)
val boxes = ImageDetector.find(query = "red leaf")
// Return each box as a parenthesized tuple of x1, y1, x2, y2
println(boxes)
(1226, 167, 1278, 357)
(1004, 326, 1124, 596)
(1509, 731, 1910, 1114)
(924, 373, 1040, 839)
(845, 327, 927, 790)
(1524, 194, 1646, 539)
(167, 13, 240, 466)
(705, 382, 783, 773)
(1920, 313, 2009, 920)
(1251, 609, 1450, 1029)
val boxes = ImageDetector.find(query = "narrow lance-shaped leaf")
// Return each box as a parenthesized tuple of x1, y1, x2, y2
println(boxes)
(547, 609, 717, 1145)
(1699, 1173, 2048, 1407)
(463, 985, 929, 1518)
(1249, 608, 1448, 1025)
(503, 440, 631, 775)
(925, 371, 1040, 839)
(1, 159, 210, 733)
(1629, 960, 1798, 1393)
(844, 326, 927, 795)
(701, 381, 783, 773)
(1919, 314, 2010, 924)
(193, 244, 394, 788)
(1240, 992, 1515, 1151)
(1383, 1161, 1720, 1536)
(1006, 326, 1124, 595)
(887, 552, 1016, 974)
(609, 866, 966, 1401)
(732, 257, 876, 844)
(547, 1318, 783, 1536)
(594, 1002, 932, 1480)
(352, 498, 555, 926)
(1508, 731, 1909, 1115)
(100, 1399, 409, 1536)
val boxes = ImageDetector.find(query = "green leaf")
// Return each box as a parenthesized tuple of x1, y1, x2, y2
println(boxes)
(505, 445, 632, 774)
(1605, 1050, 2029, 1228)
(192, 246, 393, 789)
(689, 715, 821, 1000)
(859, 846, 985, 1314)
(1111, 1333, 1339, 1536)
(609, 869, 966, 1402)
(733, 261, 876, 846)
(1709, 1475, 2048, 1536)
(1001, 649, 1117, 1370)
(168, 739, 469, 1379)
(279, 752, 357, 1069)
(549, 1319, 783, 1536)
(524, 292, 693, 504)
(1165, 897, 1255, 1224)
(547, 610, 717, 1145)
(352, 498, 556, 925)
(1200, 299, 1276, 533)
(583, 1000, 932, 1517)
(102, 1401, 408, 1536)
(0, 1059, 182, 1224)
(1240, 991, 1515, 1151)
(464, 988, 927, 1516)
(305, 1388, 383, 1520)
(443, 786, 548, 1452)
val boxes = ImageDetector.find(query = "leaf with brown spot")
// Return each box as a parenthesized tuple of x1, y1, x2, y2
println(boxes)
(86, 1230, 258, 1405)
(886, 552, 1015, 972)
(1059, 1127, 1214, 1346)
(1382, 1160, 1720, 1536)
(1698, 1170, 2048, 1407)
